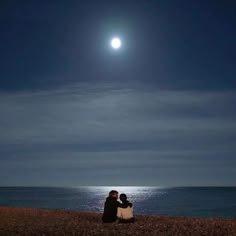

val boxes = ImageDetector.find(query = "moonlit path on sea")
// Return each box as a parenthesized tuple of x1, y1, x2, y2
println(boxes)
(0, 186, 236, 218)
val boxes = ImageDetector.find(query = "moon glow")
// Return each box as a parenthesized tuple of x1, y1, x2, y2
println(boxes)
(111, 37, 121, 49)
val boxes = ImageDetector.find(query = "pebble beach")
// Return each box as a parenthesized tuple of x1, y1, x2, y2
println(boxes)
(0, 207, 236, 236)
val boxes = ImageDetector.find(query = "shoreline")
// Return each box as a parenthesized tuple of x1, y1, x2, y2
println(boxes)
(0, 207, 236, 235)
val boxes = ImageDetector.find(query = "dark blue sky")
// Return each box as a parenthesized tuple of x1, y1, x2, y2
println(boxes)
(0, 0, 235, 186)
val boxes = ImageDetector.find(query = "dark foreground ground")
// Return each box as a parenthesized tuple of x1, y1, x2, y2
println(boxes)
(0, 207, 236, 236)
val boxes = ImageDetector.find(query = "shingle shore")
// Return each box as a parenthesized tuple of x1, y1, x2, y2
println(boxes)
(0, 207, 235, 236)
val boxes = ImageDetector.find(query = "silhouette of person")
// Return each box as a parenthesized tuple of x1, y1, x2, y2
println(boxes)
(117, 193, 135, 223)
(102, 190, 121, 223)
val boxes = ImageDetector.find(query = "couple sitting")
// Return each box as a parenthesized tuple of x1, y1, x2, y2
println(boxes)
(102, 190, 135, 223)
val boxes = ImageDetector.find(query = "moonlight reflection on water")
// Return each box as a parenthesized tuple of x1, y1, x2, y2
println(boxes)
(83, 186, 166, 212)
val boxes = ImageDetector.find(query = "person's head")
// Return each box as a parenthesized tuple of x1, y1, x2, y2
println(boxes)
(119, 193, 127, 203)
(109, 190, 118, 199)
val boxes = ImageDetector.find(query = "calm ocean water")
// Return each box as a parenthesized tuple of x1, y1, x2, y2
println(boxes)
(0, 187, 235, 219)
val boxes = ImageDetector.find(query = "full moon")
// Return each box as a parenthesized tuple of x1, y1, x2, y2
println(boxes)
(111, 37, 121, 49)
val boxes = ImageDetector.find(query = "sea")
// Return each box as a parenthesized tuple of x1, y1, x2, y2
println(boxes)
(0, 186, 235, 219)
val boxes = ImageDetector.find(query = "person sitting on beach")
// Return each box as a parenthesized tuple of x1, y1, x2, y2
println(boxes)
(117, 193, 135, 223)
(102, 190, 121, 223)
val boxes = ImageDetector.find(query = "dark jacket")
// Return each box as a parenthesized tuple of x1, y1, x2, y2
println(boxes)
(102, 196, 121, 223)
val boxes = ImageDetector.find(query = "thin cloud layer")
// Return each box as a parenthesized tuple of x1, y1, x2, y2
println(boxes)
(0, 84, 235, 186)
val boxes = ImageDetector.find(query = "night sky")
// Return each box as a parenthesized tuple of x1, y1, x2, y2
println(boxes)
(0, 0, 235, 186)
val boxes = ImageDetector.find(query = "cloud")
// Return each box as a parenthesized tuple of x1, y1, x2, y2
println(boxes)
(0, 83, 236, 185)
